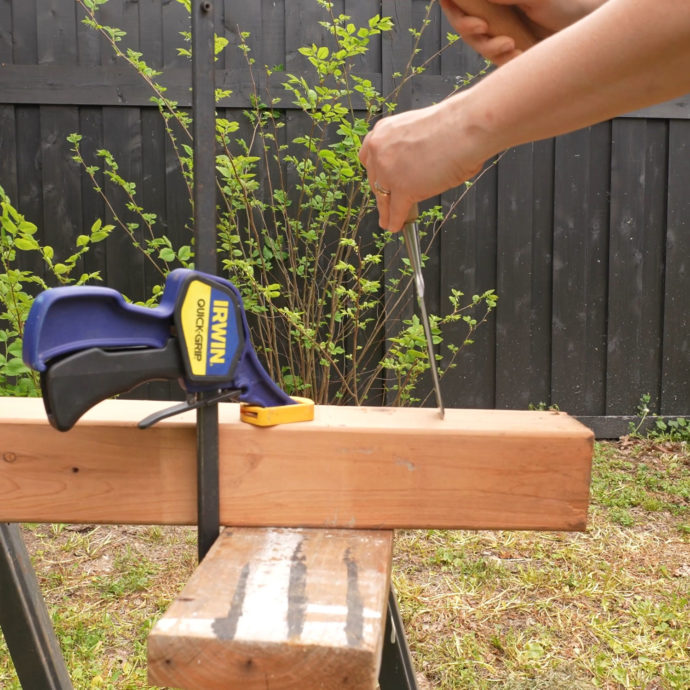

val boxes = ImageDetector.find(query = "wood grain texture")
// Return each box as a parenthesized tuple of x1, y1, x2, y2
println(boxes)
(0, 397, 592, 530)
(148, 527, 392, 690)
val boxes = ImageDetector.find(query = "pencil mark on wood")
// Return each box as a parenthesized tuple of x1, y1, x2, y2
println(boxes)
(344, 547, 364, 647)
(212, 562, 250, 641)
(287, 537, 307, 639)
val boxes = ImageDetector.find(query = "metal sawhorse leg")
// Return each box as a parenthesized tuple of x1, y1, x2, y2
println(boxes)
(0, 523, 72, 689)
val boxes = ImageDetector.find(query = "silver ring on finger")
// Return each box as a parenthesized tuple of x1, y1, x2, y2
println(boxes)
(374, 180, 391, 196)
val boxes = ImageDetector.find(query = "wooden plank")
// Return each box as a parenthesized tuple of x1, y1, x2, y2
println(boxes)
(39, 105, 82, 262)
(661, 121, 690, 414)
(37, 0, 77, 65)
(14, 106, 46, 280)
(440, 165, 498, 409)
(551, 124, 610, 414)
(495, 141, 554, 409)
(606, 119, 667, 414)
(0, 2, 12, 64)
(0, 106, 18, 203)
(148, 527, 392, 690)
(9, 0, 38, 65)
(0, 397, 592, 530)
(0, 64, 381, 109)
(102, 105, 146, 295)
(77, 106, 107, 281)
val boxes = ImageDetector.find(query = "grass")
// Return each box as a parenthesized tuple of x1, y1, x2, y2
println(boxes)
(0, 439, 688, 688)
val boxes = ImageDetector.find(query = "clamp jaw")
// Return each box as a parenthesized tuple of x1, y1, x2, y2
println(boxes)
(22, 269, 313, 431)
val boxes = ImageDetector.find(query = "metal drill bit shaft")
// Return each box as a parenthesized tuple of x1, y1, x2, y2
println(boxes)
(401, 216, 445, 419)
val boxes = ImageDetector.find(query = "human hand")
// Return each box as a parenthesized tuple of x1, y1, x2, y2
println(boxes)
(440, 0, 534, 65)
(358, 98, 485, 232)
(441, 1, 602, 65)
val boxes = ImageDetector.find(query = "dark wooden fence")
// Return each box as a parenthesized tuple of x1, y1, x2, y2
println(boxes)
(1, 0, 688, 429)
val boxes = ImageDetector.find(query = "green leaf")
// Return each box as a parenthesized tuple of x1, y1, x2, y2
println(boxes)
(3, 358, 30, 377)
(13, 237, 38, 251)
(159, 248, 176, 262)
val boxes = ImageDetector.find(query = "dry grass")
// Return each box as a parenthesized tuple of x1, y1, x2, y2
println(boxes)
(0, 439, 688, 688)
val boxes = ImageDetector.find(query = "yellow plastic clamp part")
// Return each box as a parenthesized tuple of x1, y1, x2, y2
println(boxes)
(239, 396, 315, 427)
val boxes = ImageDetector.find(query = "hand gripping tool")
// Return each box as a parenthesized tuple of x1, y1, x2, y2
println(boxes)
(22, 268, 313, 431)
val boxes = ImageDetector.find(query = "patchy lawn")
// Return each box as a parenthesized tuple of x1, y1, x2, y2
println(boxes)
(1, 440, 688, 688)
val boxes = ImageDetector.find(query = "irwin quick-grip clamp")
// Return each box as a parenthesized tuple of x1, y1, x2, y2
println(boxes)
(22, 269, 313, 431)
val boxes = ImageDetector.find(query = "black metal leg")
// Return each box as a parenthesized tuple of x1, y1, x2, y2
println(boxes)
(197, 402, 220, 561)
(0, 523, 73, 689)
(192, 0, 221, 563)
(378, 586, 419, 690)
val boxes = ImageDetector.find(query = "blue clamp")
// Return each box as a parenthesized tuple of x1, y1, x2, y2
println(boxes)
(23, 269, 313, 431)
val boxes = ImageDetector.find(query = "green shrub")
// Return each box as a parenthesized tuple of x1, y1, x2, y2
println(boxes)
(3, 0, 497, 405)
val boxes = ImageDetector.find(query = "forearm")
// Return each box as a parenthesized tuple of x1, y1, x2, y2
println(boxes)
(453, 0, 690, 160)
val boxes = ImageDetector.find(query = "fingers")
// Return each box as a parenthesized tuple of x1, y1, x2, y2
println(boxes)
(440, 0, 526, 65)
(359, 139, 393, 231)
(440, 0, 488, 37)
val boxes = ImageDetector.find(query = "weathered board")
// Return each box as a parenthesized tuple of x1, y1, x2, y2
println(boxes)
(148, 527, 393, 690)
(0, 397, 593, 530)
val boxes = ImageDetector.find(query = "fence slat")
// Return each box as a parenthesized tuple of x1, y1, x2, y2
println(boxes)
(440, 168, 498, 409)
(551, 124, 610, 415)
(662, 120, 690, 414)
(0, 107, 18, 203)
(39, 105, 82, 262)
(9, 0, 38, 63)
(606, 119, 667, 414)
(495, 142, 554, 409)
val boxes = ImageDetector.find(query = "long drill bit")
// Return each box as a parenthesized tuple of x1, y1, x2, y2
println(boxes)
(401, 205, 445, 419)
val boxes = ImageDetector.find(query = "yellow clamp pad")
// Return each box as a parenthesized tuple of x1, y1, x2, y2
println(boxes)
(240, 396, 314, 427)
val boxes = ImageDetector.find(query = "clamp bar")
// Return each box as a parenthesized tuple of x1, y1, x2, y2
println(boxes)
(192, 0, 220, 561)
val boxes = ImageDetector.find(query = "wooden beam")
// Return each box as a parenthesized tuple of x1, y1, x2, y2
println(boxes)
(0, 397, 593, 530)
(148, 527, 393, 690)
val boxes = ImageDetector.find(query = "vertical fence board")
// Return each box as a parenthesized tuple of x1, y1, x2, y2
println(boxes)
(78, 106, 106, 280)
(495, 142, 553, 409)
(14, 107, 44, 253)
(661, 120, 690, 413)
(0, 107, 18, 203)
(76, 0, 104, 65)
(9, 0, 38, 64)
(261, 0, 287, 72)
(607, 119, 667, 414)
(551, 124, 610, 415)
(162, 0, 190, 69)
(441, 167, 498, 409)
(39, 106, 82, 261)
(138, 0, 164, 70)
(102, 106, 145, 294)
(37, 0, 77, 64)
(0, 1, 12, 63)
(345, 0, 382, 72)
